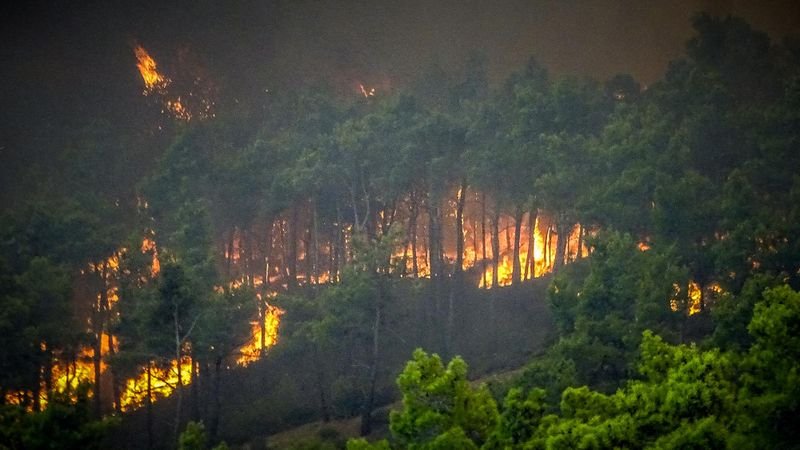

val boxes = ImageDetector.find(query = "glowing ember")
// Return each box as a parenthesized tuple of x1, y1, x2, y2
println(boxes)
(688, 281, 702, 315)
(141, 236, 160, 277)
(132, 43, 214, 121)
(165, 97, 192, 121)
(670, 281, 705, 315)
(359, 84, 376, 98)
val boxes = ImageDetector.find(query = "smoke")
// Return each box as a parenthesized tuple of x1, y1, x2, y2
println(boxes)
(0, 0, 797, 207)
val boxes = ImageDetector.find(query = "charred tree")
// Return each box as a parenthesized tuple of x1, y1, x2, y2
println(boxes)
(512, 207, 524, 284)
(491, 207, 500, 288)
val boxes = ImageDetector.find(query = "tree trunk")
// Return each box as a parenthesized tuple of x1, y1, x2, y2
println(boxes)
(491, 207, 500, 288)
(313, 200, 320, 283)
(260, 297, 267, 357)
(43, 348, 53, 405)
(190, 353, 199, 421)
(288, 207, 299, 290)
(554, 220, 568, 272)
(107, 333, 121, 415)
(313, 346, 331, 422)
(524, 212, 535, 280)
(147, 362, 153, 450)
(454, 181, 467, 279)
(226, 228, 235, 281)
(98, 262, 122, 415)
(481, 193, 487, 288)
(264, 218, 273, 290)
(334, 204, 342, 282)
(173, 305, 183, 445)
(512, 207, 523, 284)
(545, 225, 552, 270)
(428, 198, 442, 280)
(360, 301, 381, 436)
(209, 356, 222, 443)
(242, 229, 251, 287)
(409, 192, 419, 277)
(92, 331, 102, 417)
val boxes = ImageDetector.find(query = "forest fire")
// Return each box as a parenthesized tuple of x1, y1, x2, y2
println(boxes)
(120, 357, 194, 411)
(134, 44, 170, 94)
(133, 44, 214, 121)
(237, 302, 284, 367)
(5, 6, 800, 448)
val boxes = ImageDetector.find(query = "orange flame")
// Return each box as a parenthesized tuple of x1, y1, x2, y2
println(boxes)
(120, 357, 194, 412)
(134, 45, 170, 94)
(237, 302, 284, 366)
(133, 44, 213, 121)
(141, 236, 160, 277)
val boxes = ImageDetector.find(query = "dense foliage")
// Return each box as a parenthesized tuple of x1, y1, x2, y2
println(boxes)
(1, 13, 800, 449)
(350, 285, 800, 449)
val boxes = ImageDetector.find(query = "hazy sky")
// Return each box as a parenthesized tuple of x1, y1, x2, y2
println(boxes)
(3, 0, 799, 94)
(0, 0, 798, 205)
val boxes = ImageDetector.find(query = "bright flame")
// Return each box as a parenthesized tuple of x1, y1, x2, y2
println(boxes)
(121, 357, 194, 412)
(141, 236, 160, 277)
(688, 281, 702, 315)
(134, 45, 170, 94)
(133, 44, 213, 121)
(670, 281, 704, 315)
(237, 303, 284, 367)
(478, 216, 556, 288)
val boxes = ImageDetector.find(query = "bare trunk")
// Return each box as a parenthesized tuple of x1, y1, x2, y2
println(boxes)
(43, 349, 53, 405)
(190, 353, 199, 421)
(312, 346, 331, 422)
(260, 294, 268, 356)
(524, 212, 535, 280)
(209, 356, 222, 443)
(360, 302, 381, 436)
(334, 204, 342, 282)
(288, 207, 299, 290)
(146, 362, 153, 450)
(409, 192, 419, 277)
(264, 218, 273, 290)
(491, 207, 500, 288)
(428, 199, 441, 280)
(242, 229, 251, 286)
(313, 200, 320, 283)
(454, 181, 467, 278)
(481, 193, 487, 288)
(554, 220, 568, 272)
(545, 225, 552, 270)
(92, 331, 102, 416)
(107, 333, 121, 415)
(512, 208, 523, 284)
(173, 305, 183, 445)
(98, 262, 122, 415)
(225, 228, 234, 281)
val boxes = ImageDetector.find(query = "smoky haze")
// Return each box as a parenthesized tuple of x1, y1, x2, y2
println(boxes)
(0, 0, 798, 206)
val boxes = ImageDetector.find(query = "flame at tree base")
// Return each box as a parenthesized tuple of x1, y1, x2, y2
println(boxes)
(120, 357, 194, 412)
(237, 303, 284, 367)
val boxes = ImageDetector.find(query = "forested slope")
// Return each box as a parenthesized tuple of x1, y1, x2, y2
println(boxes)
(2, 13, 800, 450)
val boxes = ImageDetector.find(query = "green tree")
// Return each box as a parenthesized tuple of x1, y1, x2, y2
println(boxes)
(389, 349, 498, 449)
